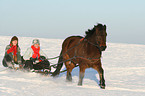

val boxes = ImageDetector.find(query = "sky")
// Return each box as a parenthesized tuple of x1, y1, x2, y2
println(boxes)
(0, 0, 145, 44)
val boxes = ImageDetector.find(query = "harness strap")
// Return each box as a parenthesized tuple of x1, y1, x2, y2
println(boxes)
(74, 56, 100, 61)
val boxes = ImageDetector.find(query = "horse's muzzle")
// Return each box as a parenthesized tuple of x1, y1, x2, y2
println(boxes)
(101, 46, 107, 51)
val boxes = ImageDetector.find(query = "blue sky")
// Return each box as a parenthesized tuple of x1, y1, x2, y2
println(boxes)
(0, 0, 145, 44)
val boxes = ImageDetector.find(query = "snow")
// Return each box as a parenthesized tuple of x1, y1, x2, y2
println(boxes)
(0, 36, 145, 96)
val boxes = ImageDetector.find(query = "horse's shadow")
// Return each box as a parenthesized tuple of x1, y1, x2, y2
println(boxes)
(59, 66, 100, 85)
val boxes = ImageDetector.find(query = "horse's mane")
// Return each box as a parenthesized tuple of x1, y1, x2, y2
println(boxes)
(85, 23, 104, 38)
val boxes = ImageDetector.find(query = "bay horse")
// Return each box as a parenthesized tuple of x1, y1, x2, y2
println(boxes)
(52, 23, 107, 89)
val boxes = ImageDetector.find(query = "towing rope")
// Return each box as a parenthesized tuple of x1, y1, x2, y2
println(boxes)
(48, 56, 60, 60)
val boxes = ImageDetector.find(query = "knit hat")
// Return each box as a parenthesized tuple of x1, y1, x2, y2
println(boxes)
(10, 36, 18, 45)
(32, 39, 40, 45)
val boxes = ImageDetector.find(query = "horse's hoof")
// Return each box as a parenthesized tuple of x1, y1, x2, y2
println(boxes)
(78, 83, 82, 86)
(66, 76, 72, 82)
(66, 78, 72, 82)
(66, 79, 72, 82)
(100, 85, 105, 89)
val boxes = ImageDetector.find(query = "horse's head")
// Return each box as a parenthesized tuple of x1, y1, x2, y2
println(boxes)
(94, 24, 107, 51)
(85, 23, 107, 51)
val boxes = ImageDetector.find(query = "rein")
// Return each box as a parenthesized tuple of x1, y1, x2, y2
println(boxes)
(74, 56, 100, 61)
(50, 55, 100, 69)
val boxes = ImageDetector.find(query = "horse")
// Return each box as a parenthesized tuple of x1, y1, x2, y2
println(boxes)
(52, 23, 107, 89)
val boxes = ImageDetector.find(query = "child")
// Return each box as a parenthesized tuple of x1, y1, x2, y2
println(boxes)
(23, 39, 50, 71)
(2, 36, 22, 69)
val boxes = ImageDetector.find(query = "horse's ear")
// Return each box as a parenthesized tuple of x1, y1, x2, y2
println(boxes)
(104, 25, 106, 30)
(85, 31, 88, 34)
(88, 29, 91, 32)
(94, 25, 97, 28)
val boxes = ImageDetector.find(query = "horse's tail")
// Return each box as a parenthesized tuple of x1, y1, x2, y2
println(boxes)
(52, 50, 63, 76)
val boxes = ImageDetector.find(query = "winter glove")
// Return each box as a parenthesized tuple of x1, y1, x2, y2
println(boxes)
(39, 56, 47, 61)
(30, 57, 37, 62)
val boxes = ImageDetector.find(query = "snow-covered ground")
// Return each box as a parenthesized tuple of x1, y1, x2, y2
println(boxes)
(0, 36, 145, 96)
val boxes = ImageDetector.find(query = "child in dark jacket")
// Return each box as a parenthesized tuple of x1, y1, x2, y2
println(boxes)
(2, 36, 22, 69)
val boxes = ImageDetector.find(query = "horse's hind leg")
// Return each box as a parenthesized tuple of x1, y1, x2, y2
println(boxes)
(65, 61, 75, 81)
(64, 54, 75, 81)
(78, 66, 86, 86)
(93, 61, 105, 89)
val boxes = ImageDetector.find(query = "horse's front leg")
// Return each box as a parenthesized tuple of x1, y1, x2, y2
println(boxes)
(93, 60, 105, 89)
(78, 66, 86, 86)
(98, 67, 105, 89)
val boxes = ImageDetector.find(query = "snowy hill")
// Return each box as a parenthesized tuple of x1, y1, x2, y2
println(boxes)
(0, 36, 145, 96)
